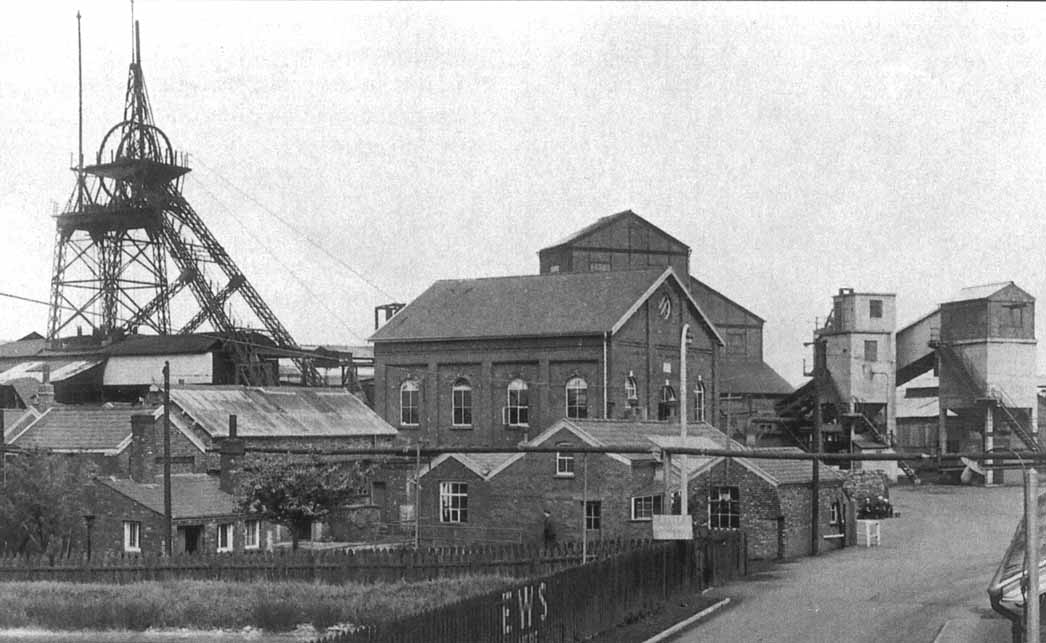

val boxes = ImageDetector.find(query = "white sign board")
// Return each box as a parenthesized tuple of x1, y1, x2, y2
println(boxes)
(652, 515, 693, 541)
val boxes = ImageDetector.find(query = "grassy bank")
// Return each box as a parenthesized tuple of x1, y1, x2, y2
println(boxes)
(0, 575, 515, 632)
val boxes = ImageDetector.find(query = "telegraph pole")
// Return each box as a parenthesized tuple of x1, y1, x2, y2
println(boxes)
(163, 361, 172, 556)
(1027, 467, 1040, 642)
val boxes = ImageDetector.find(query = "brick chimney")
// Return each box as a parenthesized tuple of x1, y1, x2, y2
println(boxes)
(36, 364, 55, 410)
(129, 414, 156, 483)
(219, 415, 245, 494)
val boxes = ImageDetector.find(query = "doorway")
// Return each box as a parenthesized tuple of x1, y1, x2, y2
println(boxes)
(179, 525, 203, 554)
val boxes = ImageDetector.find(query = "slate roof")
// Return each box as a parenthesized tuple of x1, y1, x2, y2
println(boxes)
(739, 447, 843, 485)
(0, 338, 46, 360)
(99, 474, 238, 519)
(9, 404, 155, 452)
(0, 359, 102, 384)
(169, 386, 398, 439)
(688, 276, 765, 324)
(371, 269, 667, 342)
(559, 419, 736, 460)
(719, 361, 793, 396)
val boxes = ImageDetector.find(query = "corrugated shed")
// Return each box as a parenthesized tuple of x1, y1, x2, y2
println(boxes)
(9, 405, 152, 452)
(370, 269, 666, 342)
(99, 474, 237, 519)
(719, 361, 794, 395)
(169, 386, 398, 438)
(0, 359, 102, 384)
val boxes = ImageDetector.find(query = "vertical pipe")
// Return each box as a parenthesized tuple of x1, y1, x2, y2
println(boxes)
(414, 441, 420, 550)
(1027, 467, 1039, 643)
(985, 407, 995, 486)
(582, 453, 589, 563)
(680, 324, 690, 518)
(603, 332, 609, 419)
(163, 361, 172, 556)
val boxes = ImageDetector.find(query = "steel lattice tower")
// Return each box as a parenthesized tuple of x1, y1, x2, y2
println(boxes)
(47, 21, 320, 386)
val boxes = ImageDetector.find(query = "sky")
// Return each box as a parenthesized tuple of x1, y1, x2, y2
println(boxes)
(2, 2, 1046, 386)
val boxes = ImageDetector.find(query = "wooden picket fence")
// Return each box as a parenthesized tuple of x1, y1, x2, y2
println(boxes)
(0, 539, 646, 585)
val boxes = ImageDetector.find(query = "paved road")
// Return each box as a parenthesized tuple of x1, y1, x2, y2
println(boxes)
(678, 485, 1022, 643)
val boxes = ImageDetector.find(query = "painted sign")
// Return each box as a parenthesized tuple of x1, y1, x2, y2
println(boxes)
(500, 581, 548, 641)
(652, 514, 693, 540)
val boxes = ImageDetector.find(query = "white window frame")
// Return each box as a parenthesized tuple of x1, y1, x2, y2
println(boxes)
(830, 502, 844, 526)
(506, 379, 530, 426)
(695, 380, 706, 423)
(709, 486, 740, 530)
(217, 523, 233, 552)
(555, 452, 575, 477)
(566, 377, 588, 419)
(439, 481, 469, 524)
(400, 380, 420, 426)
(243, 520, 260, 550)
(122, 520, 141, 553)
(451, 378, 472, 427)
(625, 375, 638, 402)
(631, 495, 663, 521)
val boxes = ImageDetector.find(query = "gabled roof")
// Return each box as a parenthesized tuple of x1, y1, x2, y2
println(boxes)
(98, 474, 238, 519)
(169, 386, 398, 439)
(420, 452, 523, 480)
(688, 276, 765, 324)
(371, 267, 723, 346)
(0, 359, 102, 384)
(719, 361, 793, 396)
(8, 404, 160, 453)
(539, 210, 689, 254)
(0, 338, 46, 360)
(944, 281, 1034, 304)
(738, 447, 843, 485)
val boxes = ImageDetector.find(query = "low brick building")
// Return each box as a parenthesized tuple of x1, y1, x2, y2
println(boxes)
(418, 418, 847, 560)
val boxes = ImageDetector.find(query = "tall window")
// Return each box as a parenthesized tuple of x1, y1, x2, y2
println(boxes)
(694, 380, 706, 423)
(217, 523, 233, 552)
(864, 340, 878, 362)
(439, 482, 469, 524)
(624, 374, 638, 403)
(400, 380, 419, 426)
(507, 379, 529, 426)
(244, 520, 260, 550)
(658, 384, 677, 421)
(631, 495, 664, 521)
(122, 521, 141, 553)
(566, 377, 588, 419)
(556, 452, 575, 477)
(452, 378, 472, 426)
(585, 500, 602, 531)
(709, 486, 740, 529)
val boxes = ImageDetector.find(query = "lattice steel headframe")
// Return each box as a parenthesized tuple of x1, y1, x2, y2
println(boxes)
(47, 21, 320, 386)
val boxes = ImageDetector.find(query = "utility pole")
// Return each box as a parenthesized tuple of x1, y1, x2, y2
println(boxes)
(1026, 467, 1039, 643)
(811, 341, 824, 557)
(163, 361, 172, 556)
(680, 323, 690, 518)
(414, 440, 420, 550)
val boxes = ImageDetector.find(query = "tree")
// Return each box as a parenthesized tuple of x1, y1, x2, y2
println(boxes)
(234, 454, 373, 550)
(0, 450, 96, 557)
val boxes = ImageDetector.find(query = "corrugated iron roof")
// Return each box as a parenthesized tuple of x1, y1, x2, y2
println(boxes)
(99, 474, 238, 519)
(169, 386, 398, 439)
(0, 359, 102, 385)
(719, 361, 794, 395)
(9, 404, 154, 452)
(944, 281, 1034, 304)
(105, 334, 223, 356)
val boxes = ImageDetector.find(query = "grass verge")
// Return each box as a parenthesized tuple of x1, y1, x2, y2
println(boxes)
(0, 575, 515, 632)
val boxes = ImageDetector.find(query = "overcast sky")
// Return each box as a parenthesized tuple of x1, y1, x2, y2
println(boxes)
(2, 2, 1045, 385)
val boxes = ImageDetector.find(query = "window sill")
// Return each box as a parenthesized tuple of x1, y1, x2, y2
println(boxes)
(399, 424, 420, 429)
(554, 474, 575, 479)
(449, 425, 474, 430)
(124, 548, 140, 554)
(629, 518, 653, 523)
(217, 548, 233, 554)
(244, 545, 260, 551)
(506, 424, 530, 430)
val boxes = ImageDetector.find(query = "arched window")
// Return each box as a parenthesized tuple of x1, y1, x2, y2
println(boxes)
(624, 373, 638, 403)
(658, 384, 677, 421)
(695, 379, 706, 423)
(566, 377, 588, 419)
(400, 380, 420, 426)
(452, 378, 472, 426)
(506, 379, 529, 426)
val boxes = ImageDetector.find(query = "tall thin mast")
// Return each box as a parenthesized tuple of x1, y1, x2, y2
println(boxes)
(76, 11, 84, 214)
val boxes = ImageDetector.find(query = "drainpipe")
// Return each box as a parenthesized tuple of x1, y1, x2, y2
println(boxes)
(603, 332, 610, 418)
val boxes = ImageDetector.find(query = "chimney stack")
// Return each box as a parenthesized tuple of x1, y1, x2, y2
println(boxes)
(36, 364, 55, 410)
(129, 414, 156, 483)
(219, 414, 245, 494)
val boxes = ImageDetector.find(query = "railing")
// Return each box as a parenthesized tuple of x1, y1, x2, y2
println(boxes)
(988, 385, 1042, 452)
